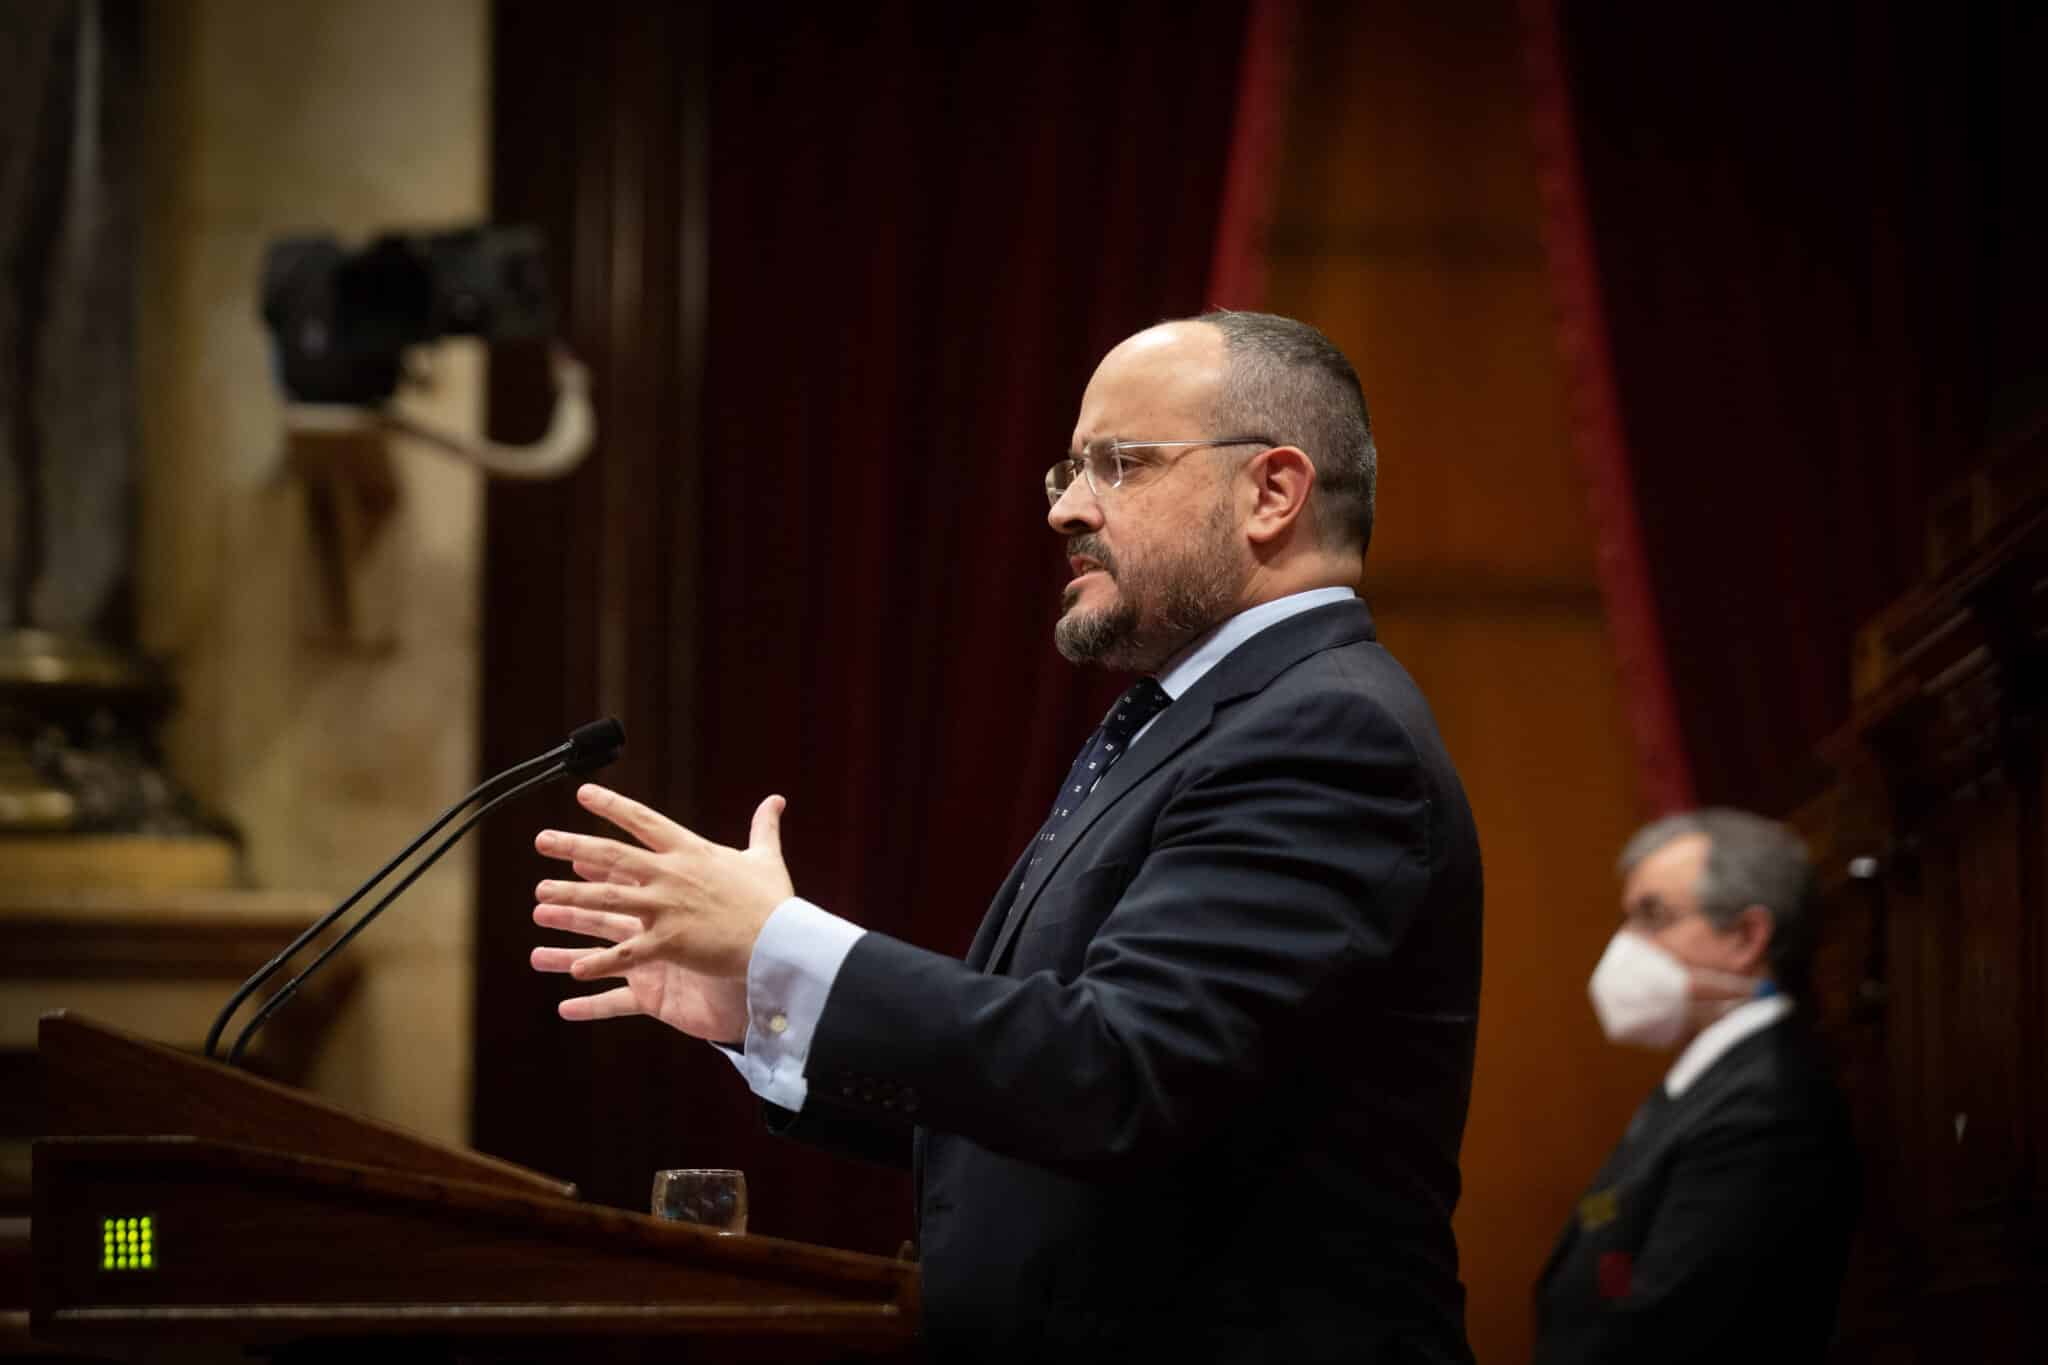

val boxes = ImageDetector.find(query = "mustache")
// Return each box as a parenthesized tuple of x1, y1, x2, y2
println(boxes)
(1065, 535, 1118, 577)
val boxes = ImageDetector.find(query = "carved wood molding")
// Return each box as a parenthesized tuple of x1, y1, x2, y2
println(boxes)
(1828, 444, 2048, 827)
(1804, 434, 2048, 1362)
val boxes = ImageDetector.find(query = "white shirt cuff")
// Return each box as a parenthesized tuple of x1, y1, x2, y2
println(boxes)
(715, 896, 865, 1111)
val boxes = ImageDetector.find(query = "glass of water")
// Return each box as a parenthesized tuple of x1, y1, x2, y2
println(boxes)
(650, 1168, 748, 1234)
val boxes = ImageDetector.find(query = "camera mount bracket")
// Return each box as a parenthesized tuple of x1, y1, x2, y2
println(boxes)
(283, 344, 595, 482)
(279, 344, 596, 643)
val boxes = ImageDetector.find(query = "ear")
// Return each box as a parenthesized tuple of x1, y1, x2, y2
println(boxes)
(1725, 904, 1776, 977)
(1243, 445, 1316, 546)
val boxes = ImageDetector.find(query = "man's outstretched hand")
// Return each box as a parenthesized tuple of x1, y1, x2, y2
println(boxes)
(528, 786, 793, 1043)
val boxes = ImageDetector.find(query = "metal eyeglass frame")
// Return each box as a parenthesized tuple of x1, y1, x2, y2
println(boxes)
(1044, 436, 1275, 505)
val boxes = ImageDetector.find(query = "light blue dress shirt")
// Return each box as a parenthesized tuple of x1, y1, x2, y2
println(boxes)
(722, 585, 1360, 1109)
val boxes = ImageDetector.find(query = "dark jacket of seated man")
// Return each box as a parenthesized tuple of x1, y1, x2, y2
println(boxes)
(1535, 808, 1859, 1365)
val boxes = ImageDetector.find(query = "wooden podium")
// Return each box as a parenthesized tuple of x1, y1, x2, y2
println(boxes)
(28, 1012, 920, 1362)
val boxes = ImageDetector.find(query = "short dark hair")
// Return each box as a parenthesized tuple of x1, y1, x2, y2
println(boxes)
(1619, 809, 1820, 994)
(1195, 309, 1376, 554)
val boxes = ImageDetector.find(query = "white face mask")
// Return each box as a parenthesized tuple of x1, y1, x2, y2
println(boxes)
(1588, 931, 1694, 1049)
(1588, 930, 1767, 1050)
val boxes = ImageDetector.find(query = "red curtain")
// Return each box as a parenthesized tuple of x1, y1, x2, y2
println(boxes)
(477, 0, 1277, 1256)
(1521, 0, 1695, 816)
(1206, 0, 1298, 310)
(1522, 0, 2042, 812)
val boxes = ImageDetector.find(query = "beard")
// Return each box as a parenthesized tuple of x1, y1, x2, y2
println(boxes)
(1054, 497, 1241, 672)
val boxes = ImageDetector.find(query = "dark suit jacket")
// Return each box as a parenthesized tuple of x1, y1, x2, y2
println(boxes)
(773, 599, 1484, 1362)
(1534, 1014, 1860, 1365)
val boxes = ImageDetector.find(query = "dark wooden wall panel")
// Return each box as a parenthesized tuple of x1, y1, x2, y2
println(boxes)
(1799, 466, 2048, 1363)
(473, 0, 713, 1214)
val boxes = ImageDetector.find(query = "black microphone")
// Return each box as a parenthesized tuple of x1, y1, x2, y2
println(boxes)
(564, 716, 625, 773)
(203, 718, 626, 1064)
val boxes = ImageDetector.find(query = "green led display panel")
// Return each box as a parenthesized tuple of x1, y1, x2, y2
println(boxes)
(101, 1216, 154, 1271)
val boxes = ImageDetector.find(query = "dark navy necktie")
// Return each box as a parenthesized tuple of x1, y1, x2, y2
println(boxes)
(1027, 677, 1172, 871)
(984, 678, 1172, 970)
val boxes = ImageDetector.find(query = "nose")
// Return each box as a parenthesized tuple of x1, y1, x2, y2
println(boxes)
(1046, 478, 1101, 535)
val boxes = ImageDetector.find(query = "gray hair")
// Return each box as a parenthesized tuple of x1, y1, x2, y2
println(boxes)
(1620, 808, 1819, 992)
(1196, 309, 1377, 555)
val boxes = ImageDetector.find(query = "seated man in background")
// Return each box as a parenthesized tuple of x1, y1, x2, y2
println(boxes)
(1535, 808, 1860, 1363)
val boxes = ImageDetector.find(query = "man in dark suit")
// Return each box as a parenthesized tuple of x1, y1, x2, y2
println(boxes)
(526, 312, 1484, 1362)
(1535, 809, 1859, 1363)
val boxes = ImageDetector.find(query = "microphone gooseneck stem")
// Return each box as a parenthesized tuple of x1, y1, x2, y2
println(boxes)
(202, 738, 575, 1060)
(226, 761, 573, 1067)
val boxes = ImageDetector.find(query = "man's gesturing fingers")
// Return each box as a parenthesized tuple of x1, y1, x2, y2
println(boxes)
(530, 945, 594, 974)
(532, 903, 641, 942)
(528, 790, 796, 981)
(533, 827, 657, 882)
(748, 794, 786, 860)
(534, 876, 647, 916)
(571, 859, 633, 887)
(557, 984, 643, 1022)
(577, 783, 693, 852)
(568, 936, 646, 982)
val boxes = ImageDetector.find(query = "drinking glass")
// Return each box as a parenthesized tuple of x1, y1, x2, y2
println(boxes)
(650, 1168, 747, 1234)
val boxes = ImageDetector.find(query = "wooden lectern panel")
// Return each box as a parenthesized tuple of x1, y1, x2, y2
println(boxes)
(33, 1138, 915, 1354)
(32, 1014, 920, 1360)
(38, 1012, 573, 1201)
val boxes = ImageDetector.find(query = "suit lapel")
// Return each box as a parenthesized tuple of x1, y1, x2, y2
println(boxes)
(984, 692, 1217, 973)
(1538, 1084, 1680, 1293)
(1537, 1213, 1578, 1297)
(1540, 1030, 1794, 1303)
(966, 842, 1035, 970)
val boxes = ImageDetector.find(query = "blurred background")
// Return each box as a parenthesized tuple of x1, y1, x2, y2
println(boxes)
(2, 1, 2040, 1361)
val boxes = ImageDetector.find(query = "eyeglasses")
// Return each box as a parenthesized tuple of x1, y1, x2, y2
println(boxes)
(1045, 437, 1274, 505)
(1620, 897, 1701, 935)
